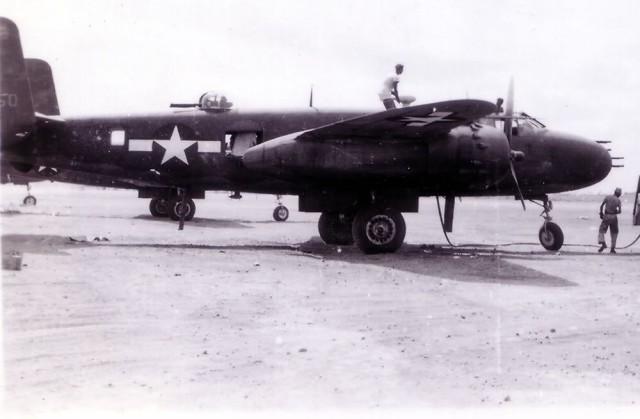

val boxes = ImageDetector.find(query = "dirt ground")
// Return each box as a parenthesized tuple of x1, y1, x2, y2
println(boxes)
(1, 183, 639, 416)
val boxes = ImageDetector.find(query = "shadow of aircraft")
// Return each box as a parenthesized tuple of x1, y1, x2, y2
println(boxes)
(297, 238, 578, 288)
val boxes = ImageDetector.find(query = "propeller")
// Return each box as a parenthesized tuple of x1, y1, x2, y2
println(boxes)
(503, 78, 526, 210)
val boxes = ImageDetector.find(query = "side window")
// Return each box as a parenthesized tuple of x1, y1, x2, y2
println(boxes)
(226, 132, 259, 156)
(110, 130, 125, 146)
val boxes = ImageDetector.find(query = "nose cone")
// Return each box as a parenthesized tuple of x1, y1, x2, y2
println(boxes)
(548, 132, 612, 189)
(589, 141, 613, 184)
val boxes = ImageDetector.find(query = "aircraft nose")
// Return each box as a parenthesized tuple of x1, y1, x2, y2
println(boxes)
(590, 141, 613, 183)
(550, 133, 612, 187)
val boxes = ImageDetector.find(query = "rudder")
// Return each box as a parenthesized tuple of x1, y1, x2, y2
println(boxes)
(0, 17, 35, 149)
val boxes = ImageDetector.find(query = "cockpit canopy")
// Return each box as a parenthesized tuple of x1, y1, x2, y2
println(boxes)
(512, 112, 546, 129)
(199, 91, 233, 111)
(479, 111, 546, 132)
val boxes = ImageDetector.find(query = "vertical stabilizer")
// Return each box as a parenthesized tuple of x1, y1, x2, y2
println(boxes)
(26, 58, 59, 115)
(0, 17, 35, 148)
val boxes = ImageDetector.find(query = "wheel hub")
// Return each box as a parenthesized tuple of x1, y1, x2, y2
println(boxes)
(366, 215, 396, 245)
(155, 199, 168, 214)
(540, 228, 554, 246)
(175, 202, 191, 216)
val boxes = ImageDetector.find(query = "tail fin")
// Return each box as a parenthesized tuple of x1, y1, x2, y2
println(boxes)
(26, 58, 59, 116)
(0, 17, 36, 149)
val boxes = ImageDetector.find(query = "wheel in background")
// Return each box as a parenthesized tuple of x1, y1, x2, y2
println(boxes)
(149, 198, 169, 217)
(23, 195, 37, 206)
(273, 205, 289, 222)
(318, 212, 354, 245)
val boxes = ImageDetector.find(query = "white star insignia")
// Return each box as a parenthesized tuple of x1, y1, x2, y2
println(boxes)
(129, 125, 199, 165)
(153, 126, 196, 164)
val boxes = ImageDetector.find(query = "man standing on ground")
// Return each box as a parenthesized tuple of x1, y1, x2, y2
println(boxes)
(598, 187, 622, 253)
(379, 64, 404, 110)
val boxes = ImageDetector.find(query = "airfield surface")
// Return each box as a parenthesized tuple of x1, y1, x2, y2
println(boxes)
(1, 183, 639, 415)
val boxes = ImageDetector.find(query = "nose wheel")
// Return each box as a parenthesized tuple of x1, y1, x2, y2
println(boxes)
(534, 196, 564, 251)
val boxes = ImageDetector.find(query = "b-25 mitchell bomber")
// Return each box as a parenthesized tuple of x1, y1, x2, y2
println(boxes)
(1, 17, 612, 254)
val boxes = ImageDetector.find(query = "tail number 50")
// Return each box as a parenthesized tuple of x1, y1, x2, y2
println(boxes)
(0, 93, 18, 108)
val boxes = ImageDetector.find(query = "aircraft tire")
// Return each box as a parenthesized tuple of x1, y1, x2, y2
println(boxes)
(318, 212, 355, 245)
(23, 195, 37, 206)
(168, 197, 196, 221)
(539, 222, 564, 251)
(149, 198, 169, 217)
(352, 206, 406, 254)
(273, 205, 289, 222)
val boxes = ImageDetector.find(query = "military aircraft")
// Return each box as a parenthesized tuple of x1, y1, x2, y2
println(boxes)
(1, 17, 612, 254)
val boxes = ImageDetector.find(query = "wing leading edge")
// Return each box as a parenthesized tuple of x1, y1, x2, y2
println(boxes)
(298, 99, 497, 141)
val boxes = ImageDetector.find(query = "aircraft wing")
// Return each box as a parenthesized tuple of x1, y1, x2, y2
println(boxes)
(299, 99, 496, 141)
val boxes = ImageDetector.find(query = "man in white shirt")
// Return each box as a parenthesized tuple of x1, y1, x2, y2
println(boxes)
(379, 64, 404, 109)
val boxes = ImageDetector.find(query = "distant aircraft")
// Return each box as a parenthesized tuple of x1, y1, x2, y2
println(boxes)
(0, 17, 612, 253)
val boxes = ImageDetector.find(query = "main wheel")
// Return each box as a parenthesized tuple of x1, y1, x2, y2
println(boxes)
(23, 195, 37, 206)
(149, 198, 169, 217)
(168, 197, 196, 221)
(273, 205, 289, 222)
(318, 212, 355, 245)
(352, 206, 406, 254)
(539, 222, 564, 251)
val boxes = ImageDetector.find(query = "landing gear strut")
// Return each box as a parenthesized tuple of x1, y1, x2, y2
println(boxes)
(534, 196, 564, 251)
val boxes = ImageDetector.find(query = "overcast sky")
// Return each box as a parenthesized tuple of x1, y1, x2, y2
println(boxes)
(3, 0, 639, 194)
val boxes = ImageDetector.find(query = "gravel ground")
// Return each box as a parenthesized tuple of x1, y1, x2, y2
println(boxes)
(1, 183, 639, 416)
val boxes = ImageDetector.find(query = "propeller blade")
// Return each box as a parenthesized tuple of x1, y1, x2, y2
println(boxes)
(502, 78, 524, 210)
(510, 158, 526, 210)
(503, 78, 514, 144)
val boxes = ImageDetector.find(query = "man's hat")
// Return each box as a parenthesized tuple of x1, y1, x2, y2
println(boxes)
(615, 187, 622, 194)
(395, 63, 404, 69)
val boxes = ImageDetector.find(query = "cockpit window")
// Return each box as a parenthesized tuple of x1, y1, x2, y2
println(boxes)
(199, 92, 233, 111)
(517, 112, 546, 128)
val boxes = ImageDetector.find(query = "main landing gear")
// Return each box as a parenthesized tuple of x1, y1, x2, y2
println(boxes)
(318, 205, 406, 254)
(148, 192, 290, 223)
(149, 196, 196, 221)
(534, 196, 564, 251)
